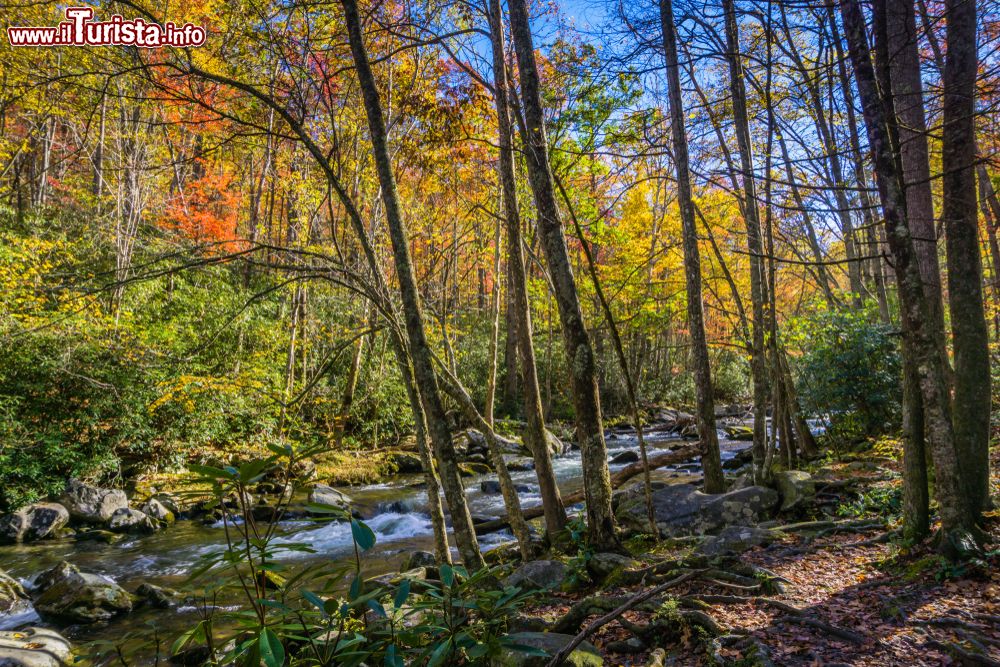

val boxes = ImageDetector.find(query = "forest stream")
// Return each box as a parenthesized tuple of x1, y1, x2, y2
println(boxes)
(0, 427, 751, 651)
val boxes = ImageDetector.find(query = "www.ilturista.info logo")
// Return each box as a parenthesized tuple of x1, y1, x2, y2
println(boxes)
(7, 7, 206, 47)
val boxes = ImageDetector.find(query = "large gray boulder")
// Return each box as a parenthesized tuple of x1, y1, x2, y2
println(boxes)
(140, 498, 175, 526)
(504, 560, 568, 590)
(492, 632, 602, 667)
(107, 508, 157, 534)
(0, 628, 72, 667)
(60, 479, 128, 524)
(0, 570, 28, 614)
(307, 485, 351, 514)
(0, 504, 69, 543)
(773, 470, 816, 511)
(32, 561, 132, 624)
(617, 483, 779, 537)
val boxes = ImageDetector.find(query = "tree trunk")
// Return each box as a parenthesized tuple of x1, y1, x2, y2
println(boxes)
(883, 0, 944, 538)
(659, 0, 724, 494)
(487, 0, 567, 539)
(507, 0, 616, 548)
(341, 0, 483, 569)
(840, 0, 974, 551)
(722, 0, 768, 486)
(941, 0, 991, 515)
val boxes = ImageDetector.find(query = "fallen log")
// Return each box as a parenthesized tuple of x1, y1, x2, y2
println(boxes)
(474, 443, 701, 535)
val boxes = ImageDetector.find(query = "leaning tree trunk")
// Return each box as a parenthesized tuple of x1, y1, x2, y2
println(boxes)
(721, 0, 767, 486)
(340, 0, 483, 569)
(487, 0, 567, 540)
(840, 0, 975, 553)
(506, 0, 617, 549)
(941, 0, 991, 515)
(659, 0, 725, 494)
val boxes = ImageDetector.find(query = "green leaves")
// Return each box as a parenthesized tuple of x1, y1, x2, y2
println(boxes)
(258, 628, 285, 667)
(351, 518, 376, 551)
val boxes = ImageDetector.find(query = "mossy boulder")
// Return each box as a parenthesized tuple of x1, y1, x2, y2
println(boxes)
(0, 569, 28, 614)
(33, 561, 132, 624)
(617, 483, 778, 537)
(60, 479, 128, 524)
(0, 503, 70, 543)
(773, 470, 816, 511)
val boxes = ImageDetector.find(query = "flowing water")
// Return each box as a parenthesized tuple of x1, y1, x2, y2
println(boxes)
(0, 429, 750, 653)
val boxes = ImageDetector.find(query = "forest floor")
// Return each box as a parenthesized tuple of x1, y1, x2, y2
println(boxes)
(522, 442, 1000, 666)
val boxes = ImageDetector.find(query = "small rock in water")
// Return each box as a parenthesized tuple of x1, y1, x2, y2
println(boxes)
(107, 508, 157, 534)
(74, 529, 122, 545)
(0, 627, 72, 667)
(459, 462, 492, 477)
(504, 560, 568, 590)
(60, 479, 128, 524)
(506, 458, 535, 472)
(480, 480, 531, 495)
(0, 503, 70, 543)
(0, 569, 28, 613)
(307, 484, 351, 514)
(134, 582, 180, 609)
(33, 561, 132, 624)
(609, 451, 639, 465)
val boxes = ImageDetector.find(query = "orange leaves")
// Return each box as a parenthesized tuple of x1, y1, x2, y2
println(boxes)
(160, 160, 243, 250)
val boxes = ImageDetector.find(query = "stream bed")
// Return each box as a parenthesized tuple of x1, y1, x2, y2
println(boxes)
(0, 428, 751, 653)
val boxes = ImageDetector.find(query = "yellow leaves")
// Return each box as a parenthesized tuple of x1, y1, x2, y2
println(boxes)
(149, 374, 266, 414)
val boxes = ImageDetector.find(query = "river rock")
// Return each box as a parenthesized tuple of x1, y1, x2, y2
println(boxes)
(507, 458, 535, 472)
(107, 508, 157, 534)
(140, 498, 175, 525)
(480, 480, 531, 495)
(60, 479, 128, 524)
(387, 451, 423, 474)
(617, 483, 779, 537)
(74, 529, 122, 544)
(459, 462, 492, 477)
(307, 484, 351, 514)
(773, 470, 815, 511)
(493, 631, 602, 667)
(698, 525, 776, 557)
(404, 550, 437, 570)
(32, 561, 132, 623)
(0, 570, 28, 613)
(544, 431, 569, 456)
(0, 503, 70, 543)
(504, 560, 567, 590)
(134, 583, 180, 609)
(722, 447, 753, 470)
(0, 627, 72, 667)
(723, 425, 755, 442)
(609, 451, 639, 465)
(149, 493, 182, 516)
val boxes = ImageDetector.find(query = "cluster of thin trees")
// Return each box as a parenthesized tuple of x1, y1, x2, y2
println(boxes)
(1, 0, 996, 561)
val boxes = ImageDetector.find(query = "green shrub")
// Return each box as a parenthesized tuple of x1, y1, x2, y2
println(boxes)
(788, 304, 901, 441)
